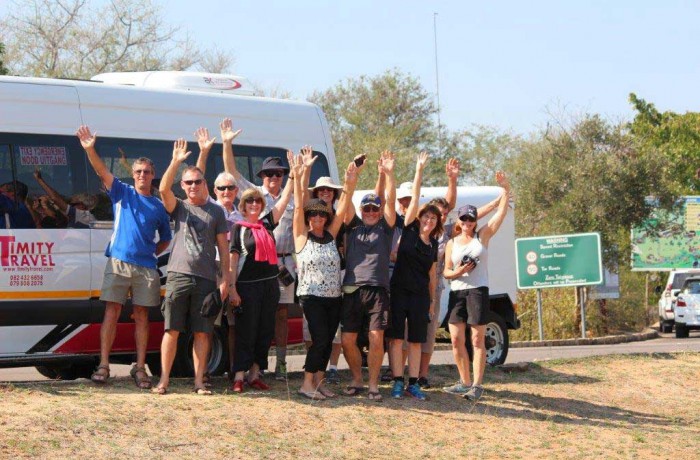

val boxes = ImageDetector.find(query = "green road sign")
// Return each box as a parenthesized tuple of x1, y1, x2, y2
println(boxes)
(515, 233, 603, 289)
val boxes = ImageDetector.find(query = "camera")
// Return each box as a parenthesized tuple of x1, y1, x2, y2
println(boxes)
(461, 254, 480, 266)
(354, 154, 366, 167)
(277, 265, 295, 286)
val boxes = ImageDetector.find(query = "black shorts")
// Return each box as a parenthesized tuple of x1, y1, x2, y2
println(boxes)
(341, 286, 390, 333)
(447, 287, 489, 326)
(386, 286, 430, 343)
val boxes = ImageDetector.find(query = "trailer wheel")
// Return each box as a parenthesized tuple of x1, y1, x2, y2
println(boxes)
(484, 312, 509, 366)
(171, 326, 229, 377)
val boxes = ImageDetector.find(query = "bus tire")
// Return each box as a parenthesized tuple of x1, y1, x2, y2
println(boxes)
(35, 363, 94, 380)
(171, 326, 229, 378)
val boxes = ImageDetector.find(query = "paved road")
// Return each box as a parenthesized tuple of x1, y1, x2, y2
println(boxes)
(2, 332, 699, 383)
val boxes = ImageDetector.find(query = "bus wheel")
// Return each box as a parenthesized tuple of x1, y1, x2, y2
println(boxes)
(35, 363, 94, 380)
(171, 326, 229, 378)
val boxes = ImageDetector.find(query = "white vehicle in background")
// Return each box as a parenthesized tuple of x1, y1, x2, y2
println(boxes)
(352, 185, 518, 365)
(656, 269, 700, 333)
(673, 276, 700, 338)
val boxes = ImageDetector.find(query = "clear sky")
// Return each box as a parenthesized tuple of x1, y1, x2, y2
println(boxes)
(5, 1, 700, 134)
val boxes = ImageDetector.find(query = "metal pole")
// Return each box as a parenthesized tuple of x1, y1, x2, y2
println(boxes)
(580, 286, 587, 338)
(536, 288, 544, 341)
(433, 12, 442, 157)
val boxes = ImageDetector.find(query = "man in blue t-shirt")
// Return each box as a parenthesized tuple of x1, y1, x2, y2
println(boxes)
(77, 126, 172, 389)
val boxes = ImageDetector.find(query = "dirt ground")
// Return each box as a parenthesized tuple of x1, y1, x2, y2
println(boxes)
(1, 352, 698, 459)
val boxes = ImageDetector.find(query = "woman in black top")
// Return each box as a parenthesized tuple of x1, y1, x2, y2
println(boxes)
(386, 152, 442, 401)
(228, 152, 293, 394)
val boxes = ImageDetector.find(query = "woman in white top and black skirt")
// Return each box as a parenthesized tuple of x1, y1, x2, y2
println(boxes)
(442, 171, 510, 401)
(291, 153, 361, 400)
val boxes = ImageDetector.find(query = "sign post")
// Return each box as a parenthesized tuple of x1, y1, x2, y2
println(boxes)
(516, 233, 603, 339)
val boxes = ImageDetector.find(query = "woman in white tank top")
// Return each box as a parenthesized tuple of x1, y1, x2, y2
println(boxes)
(291, 150, 361, 400)
(442, 171, 511, 400)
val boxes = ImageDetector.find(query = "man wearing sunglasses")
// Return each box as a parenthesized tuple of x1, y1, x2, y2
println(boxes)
(219, 118, 296, 381)
(76, 125, 172, 389)
(340, 150, 397, 401)
(153, 139, 230, 395)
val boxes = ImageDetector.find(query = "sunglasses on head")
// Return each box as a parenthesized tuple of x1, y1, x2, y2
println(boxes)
(263, 171, 284, 178)
(459, 215, 476, 222)
(361, 205, 380, 213)
(244, 197, 263, 204)
(133, 169, 152, 176)
(307, 210, 329, 218)
(183, 179, 203, 186)
(216, 185, 237, 191)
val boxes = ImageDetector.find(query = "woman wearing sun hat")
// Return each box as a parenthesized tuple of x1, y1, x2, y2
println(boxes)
(442, 171, 510, 401)
(291, 152, 361, 399)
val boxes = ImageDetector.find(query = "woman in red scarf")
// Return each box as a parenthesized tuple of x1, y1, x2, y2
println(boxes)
(228, 152, 294, 393)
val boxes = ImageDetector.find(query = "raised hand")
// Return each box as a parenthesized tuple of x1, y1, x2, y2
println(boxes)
(220, 118, 243, 143)
(300, 145, 317, 168)
(172, 138, 191, 163)
(345, 161, 360, 184)
(416, 150, 429, 171)
(194, 127, 216, 152)
(379, 150, 396, 174)
(446, 158, 460, 179)
(76, 125, 97, 150)
(496, 170, 510, 189)
(288, 150, 303, 178)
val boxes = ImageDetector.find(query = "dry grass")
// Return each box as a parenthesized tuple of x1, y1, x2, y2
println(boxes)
(1, 352, 699, 459)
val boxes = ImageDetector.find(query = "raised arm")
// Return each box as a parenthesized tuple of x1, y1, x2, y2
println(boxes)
(33, 169, 68, 213)
(291, 153, 307, 252)
(76, 126, 114, 191)
(194, 127, 216, 175)
(403, 151, 429, 227)
(477, 195, 501, 220)
(372, 155, 386, 209)
(330, 160, 362, 238)
(270, 150, 294, 224)
(380, 150, 397, 227)
(159, 138, 191, 213)
(480, 171, 511, 245)
(300, 145, 318, 205)
(220, 118, 243, 180)
(445, 158, 459, 212)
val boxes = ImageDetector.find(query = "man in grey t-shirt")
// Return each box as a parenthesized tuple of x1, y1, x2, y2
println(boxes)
(152, 139, 230, 395)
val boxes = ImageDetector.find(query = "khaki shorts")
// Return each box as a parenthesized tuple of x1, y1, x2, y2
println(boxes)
(277, 254, 296, 304)
(100, 258, 161, 307)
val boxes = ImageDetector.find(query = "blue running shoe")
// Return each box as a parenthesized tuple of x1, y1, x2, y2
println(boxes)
(406, 383, 427, 401)
(391, 380, 404, 399)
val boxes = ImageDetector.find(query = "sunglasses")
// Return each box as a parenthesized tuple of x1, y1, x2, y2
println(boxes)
(183, 179, 203, 186)
(133, 169, 153, 176)
(263, 171, 284, 178)
(307, 210, 329, 218)
(361, 205, 380, 213)
(216, 185, 237, 191)
(459, 215, 476, 222)
(316, 187, 334, 193)
(244, 197, 264, 204)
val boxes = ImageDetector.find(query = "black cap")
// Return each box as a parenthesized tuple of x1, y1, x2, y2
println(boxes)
(256, 157, 290, 178)
(458, 204, 477, 221)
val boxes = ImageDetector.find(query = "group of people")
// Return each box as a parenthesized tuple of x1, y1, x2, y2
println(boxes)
(77, 117, 511, 402)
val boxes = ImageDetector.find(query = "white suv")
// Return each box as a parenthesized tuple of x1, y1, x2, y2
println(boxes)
(657, 269, 700, 333)
(674, 276, 700, 338)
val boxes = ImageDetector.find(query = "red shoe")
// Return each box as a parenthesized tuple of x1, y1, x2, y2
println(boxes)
(231, 380, 244, 393)
(247, 378, 270, 390)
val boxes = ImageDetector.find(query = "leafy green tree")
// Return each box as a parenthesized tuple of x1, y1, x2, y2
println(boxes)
(628, 93, 700, 194)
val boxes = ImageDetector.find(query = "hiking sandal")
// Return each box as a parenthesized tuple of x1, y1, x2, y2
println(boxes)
(130, 366, 152, 390)
(91, 365, 110, 384)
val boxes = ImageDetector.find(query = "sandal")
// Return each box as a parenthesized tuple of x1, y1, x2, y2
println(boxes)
(368, 391, 383, 402)
(91, 365, 110, 384)
(130, 366, 152, 390)
(194, 387, 212, 396)
(151, 385, 168, 395)
(297, 389, 326, 400)
(343, 385, 364, 396)
(318, 386, 337, 399)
